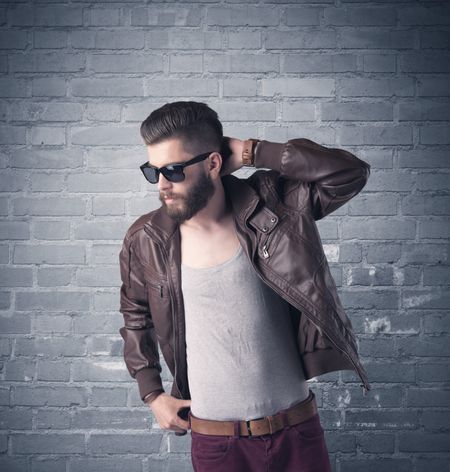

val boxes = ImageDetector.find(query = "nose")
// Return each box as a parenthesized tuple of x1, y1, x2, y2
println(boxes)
(157, 172, 172, 193)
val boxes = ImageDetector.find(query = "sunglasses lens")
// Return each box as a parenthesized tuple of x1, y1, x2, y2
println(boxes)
(142, 167, 158, 184)
(162, 167, 185, 183)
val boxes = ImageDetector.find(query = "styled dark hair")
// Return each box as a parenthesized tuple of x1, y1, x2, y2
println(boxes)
(140, 101, 223, 156)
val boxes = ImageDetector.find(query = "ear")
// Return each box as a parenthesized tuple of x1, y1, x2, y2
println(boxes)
(208, 152, 222, 175)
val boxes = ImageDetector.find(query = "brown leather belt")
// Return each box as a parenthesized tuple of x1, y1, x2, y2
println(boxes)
(189, 390, 317, 437)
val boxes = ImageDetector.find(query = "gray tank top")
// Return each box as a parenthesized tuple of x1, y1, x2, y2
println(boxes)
(181, 243, 310, 421)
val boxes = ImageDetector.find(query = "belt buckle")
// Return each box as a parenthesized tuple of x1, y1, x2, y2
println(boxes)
(245, 420, 253, 437)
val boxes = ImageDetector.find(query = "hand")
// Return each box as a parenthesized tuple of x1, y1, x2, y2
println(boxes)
(220, 136, 244, 176)
(147, 392, 192, 433)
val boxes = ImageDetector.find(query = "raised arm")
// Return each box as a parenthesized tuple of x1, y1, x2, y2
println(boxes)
(221, 136, 370, 221)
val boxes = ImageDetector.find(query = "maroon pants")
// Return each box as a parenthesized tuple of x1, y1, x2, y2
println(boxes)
(190, 411, 332, 472)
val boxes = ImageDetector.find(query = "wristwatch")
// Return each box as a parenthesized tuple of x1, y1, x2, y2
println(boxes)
(242, 139, 259, 166)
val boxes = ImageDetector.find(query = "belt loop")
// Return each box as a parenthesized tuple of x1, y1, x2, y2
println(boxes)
(233, 420, 240, 439)
(188, 409, 192, 429)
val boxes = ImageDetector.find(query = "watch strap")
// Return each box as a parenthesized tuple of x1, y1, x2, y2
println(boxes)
(242, 139, 259, 166)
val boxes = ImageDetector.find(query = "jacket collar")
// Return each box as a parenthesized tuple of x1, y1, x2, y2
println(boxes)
(143, 174, 260, 245)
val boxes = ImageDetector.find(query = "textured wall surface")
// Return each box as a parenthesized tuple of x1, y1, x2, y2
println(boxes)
(1, 0, 449, 471)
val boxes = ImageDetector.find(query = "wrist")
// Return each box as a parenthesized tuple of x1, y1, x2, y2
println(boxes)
(143, 389, 164, 405)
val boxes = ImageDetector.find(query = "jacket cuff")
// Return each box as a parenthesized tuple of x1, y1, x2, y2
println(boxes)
(253, 140, 285, 173)
(143, 389, 164, 405)
(135, 367, 164, 402)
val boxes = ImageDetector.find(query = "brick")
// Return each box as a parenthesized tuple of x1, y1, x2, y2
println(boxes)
(71, 126, 142, 146)
(37, 361, 71, 382)
(32, 77, 66, 97)
(324, 6, 396, 26)
(90, 8, 120, 26)
(398, 335, 450, 356)
(91, 387, 127, 407)
(398, 5, 450, 26)
(419, 218, 450, 238)
(423, 314, 450, 334)
(35, 6, 83, 26)
(71, 78, 143, 97)
(85, 103, 121, 122)
(401, 52, 450, 73)
(72, 409, 150, 429)
(131, 6, 201, 26)
(228, 32, 261, 50)
(0, 315, 31, 334)
(34, 315, 72, 335)
(0, 79, 28, 97)
(67, 172, 137, 193)
(339, 459, 411, 472)
(0, 268, 33, 287)
(88, 433, 162, 454)
(339, 78, 414, 97)
(73, 314, 123, 335)
(0, 126, 26, 144)
(11, 433, 84, 453)
(146, 30, 222, 50)
(70, 458, 142, 472)
(31, 127, 66, 146)
(261, 78, 334, 97)
(15, 291, 89, 311)
(169, 54, 202, 73)
(11, 102, 83, 122)
(71, 30, 144, 49)
(33, 31, 67, 49)
(13, 244, 85, 264)
(282, 102, 315, 122)
(206, 6, 279, 26)
(265, 31, 336, 49)
(342, 218, 415, 240)
(77, 266, 120, 287)
(0, 222, 29, 240)
(283, 53, 356, 73)
(90, 53, 162, 73)
(348, 193, 397, 215)
(339, 29, 415, 49)
(418, 78, 450, 97)
(0, 30, 28, 49)
(13, 386, 87, 407)
(322, 102, 393, 121)
(15, 336, 87, 357)
(363, 54, 396, 73)
(398, 432, 450, 452)
(146, 78, 217, 96)
(37, 267, 72, 287)
(34, 221, 71, 240)
(345, 410, 419, 430)
(10, 52, 85, 73)
(36, 410, 71, 430)
(74, 221, 130, 240)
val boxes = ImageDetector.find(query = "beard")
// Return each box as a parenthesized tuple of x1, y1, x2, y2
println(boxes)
(159, 169, 216, 224)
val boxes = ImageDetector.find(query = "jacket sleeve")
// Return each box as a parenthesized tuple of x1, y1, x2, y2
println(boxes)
(118, 232, 164, 402)
(253, 138, 370, 220)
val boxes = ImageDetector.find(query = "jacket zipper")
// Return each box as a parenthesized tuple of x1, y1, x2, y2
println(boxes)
(251, 265, 369, 395)
(159, 244, 184, 399)
(147, 280, 164, 297)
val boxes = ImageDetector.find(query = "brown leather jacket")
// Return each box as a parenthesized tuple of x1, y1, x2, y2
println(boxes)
(119, 137, 372, 408)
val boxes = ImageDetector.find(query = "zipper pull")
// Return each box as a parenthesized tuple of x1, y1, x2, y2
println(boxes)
(262, 245, 269, 258)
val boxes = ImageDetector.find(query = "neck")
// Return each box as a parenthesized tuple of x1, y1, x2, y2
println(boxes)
(180, 183, 231, 233)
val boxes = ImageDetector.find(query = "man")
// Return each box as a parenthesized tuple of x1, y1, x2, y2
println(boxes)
(119, 101, 371, 471)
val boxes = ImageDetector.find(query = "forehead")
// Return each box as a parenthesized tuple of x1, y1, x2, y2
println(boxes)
(146, 138, 189, 167)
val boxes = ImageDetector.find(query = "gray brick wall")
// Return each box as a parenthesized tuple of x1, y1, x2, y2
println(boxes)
(0, 1, 449, 471)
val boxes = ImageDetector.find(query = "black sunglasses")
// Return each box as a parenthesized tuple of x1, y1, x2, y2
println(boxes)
(140, 151, 214, 184)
